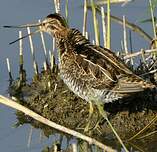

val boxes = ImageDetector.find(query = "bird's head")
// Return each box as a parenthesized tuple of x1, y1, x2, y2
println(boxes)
(40, 13, 68, 35)
(3, 13, 68, 44)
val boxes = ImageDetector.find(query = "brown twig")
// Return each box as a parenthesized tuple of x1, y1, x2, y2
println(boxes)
(0, 95, 116, 152)
(128, 114, 157, 141)
(95, 0, 132, 5)
(123, 48, 157, 60)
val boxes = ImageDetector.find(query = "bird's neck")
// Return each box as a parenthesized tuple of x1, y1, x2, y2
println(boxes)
(53, 27, 70, 40)
(55, 29, 89, 55)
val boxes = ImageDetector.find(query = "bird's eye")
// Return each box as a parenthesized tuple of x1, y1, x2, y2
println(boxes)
(42, 23, 46, 26)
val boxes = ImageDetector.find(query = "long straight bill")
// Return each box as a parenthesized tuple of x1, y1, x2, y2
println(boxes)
(9, 29, 40, 45)
(3, 22, 42, 44)
(3, 22, 42, 29)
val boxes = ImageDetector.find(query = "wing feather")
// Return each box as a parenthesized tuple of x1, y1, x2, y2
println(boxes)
(87, 45, 133, 75)
(69, 29, 153, 93)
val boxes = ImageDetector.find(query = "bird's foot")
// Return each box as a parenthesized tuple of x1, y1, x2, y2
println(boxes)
(84, 121, 91, 132)
(83, 101, 94, 132)
(83, 115, 102, 133)
(90, 118, 102, 134)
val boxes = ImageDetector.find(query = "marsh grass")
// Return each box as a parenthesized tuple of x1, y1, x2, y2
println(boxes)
(90, 0, 100, 45)
(149, 0, 157, 39)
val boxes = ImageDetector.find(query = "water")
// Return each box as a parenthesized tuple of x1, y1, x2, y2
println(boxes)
(0, 0, 156, 151)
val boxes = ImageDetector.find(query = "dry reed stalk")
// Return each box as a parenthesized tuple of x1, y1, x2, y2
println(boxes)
(141, 49, 146, 64)
(128, 114, 157, 141)
(83, 0, 88, 36)
(128, 141, 145, 152)
(123, 48, 157, 60)
(101, 7, 107, 48)
(107, 0, 111, 49)
(149, 0, 157, 59)
(38, 20, 48, 65)
(72, 142, 78, 152)
(123, 16, 128, 54)
(19, 31, 24, 67)
(90, 0, 100, 45)
(19, 31, 26, 83)
(53, 37, 56, 52)
(43, 61, 47, 71)
(54, 144, 58, 152)
(92, 39, 95, 45)
(54, 0, 60, 13)
(129, 30, 134, 65)
(123, 15, 133, 65)
(50, 37, 56, 70)
(27, 27, 39, 75)
(95, 0, 132, 5)
(6, 58, 13, 82)
(129, 30, 133, 51)
(0, 95, 116, 152)
(49, 51, 53, 70)
(49, 50, 54, 71)
(85, 31, 89, 39)
(149, 0, 157, 39)
(137, 130, 157, 140)
(65, 0, 69, 23)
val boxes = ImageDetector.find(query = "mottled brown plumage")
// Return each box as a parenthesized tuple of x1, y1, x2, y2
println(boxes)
(40, 13, 155, 104)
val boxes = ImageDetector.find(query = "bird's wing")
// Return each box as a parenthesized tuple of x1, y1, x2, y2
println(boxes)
(74, 44, 147, 93)
(73, 52, 116, 89)
(112, 75, 145, 93)
(87, 45, 133, 75)
(87, 45, 147, 92)
(69, 29, 133, 75)
(69, 29, 151, 93)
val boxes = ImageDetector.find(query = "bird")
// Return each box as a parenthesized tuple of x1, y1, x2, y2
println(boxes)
(37, 14, 155, 107)
(4, 13, 156, 150)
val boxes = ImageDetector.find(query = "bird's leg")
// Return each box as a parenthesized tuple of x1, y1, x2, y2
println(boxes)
(84, 101, 94, 132)
(96, 103, 129, 152)
(90, 114, 102, 134)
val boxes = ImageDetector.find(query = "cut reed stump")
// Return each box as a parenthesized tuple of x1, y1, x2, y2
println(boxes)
(8, 63, 157, 150)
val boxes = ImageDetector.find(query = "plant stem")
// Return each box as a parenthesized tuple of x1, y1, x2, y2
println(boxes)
(90, 0, 100, 45)
(107, 0, 111, 49)
(149, 0, 157, 39)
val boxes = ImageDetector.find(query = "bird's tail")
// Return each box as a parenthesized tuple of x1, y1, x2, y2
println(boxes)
(141, 80, 156, 90)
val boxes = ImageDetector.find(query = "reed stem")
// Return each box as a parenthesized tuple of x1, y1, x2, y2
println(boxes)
(123, 16, 128, 54)
(27, 27, 39, 75)
(65, 0, 69, 23)
(38, 20, 49, 66)
(107, 0, 111, 49)
(19, 31, 26, 83)
(101, 7, 107, 48)
(54, 0, 61, 13)
(6, 58, 13, 82)
(149, 0, 157, 39)
(90, 0, 100, 45)
(83, 0, 88, 36)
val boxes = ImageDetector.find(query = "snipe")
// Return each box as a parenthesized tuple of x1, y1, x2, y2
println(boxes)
(4, 13, 156, 150)
(38, 14, 155, 103)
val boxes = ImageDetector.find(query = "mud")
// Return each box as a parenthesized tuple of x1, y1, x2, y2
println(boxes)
(9, 66, 157, 151)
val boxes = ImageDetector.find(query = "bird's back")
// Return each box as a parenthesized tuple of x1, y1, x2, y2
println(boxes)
(58, 29, 155, 103)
